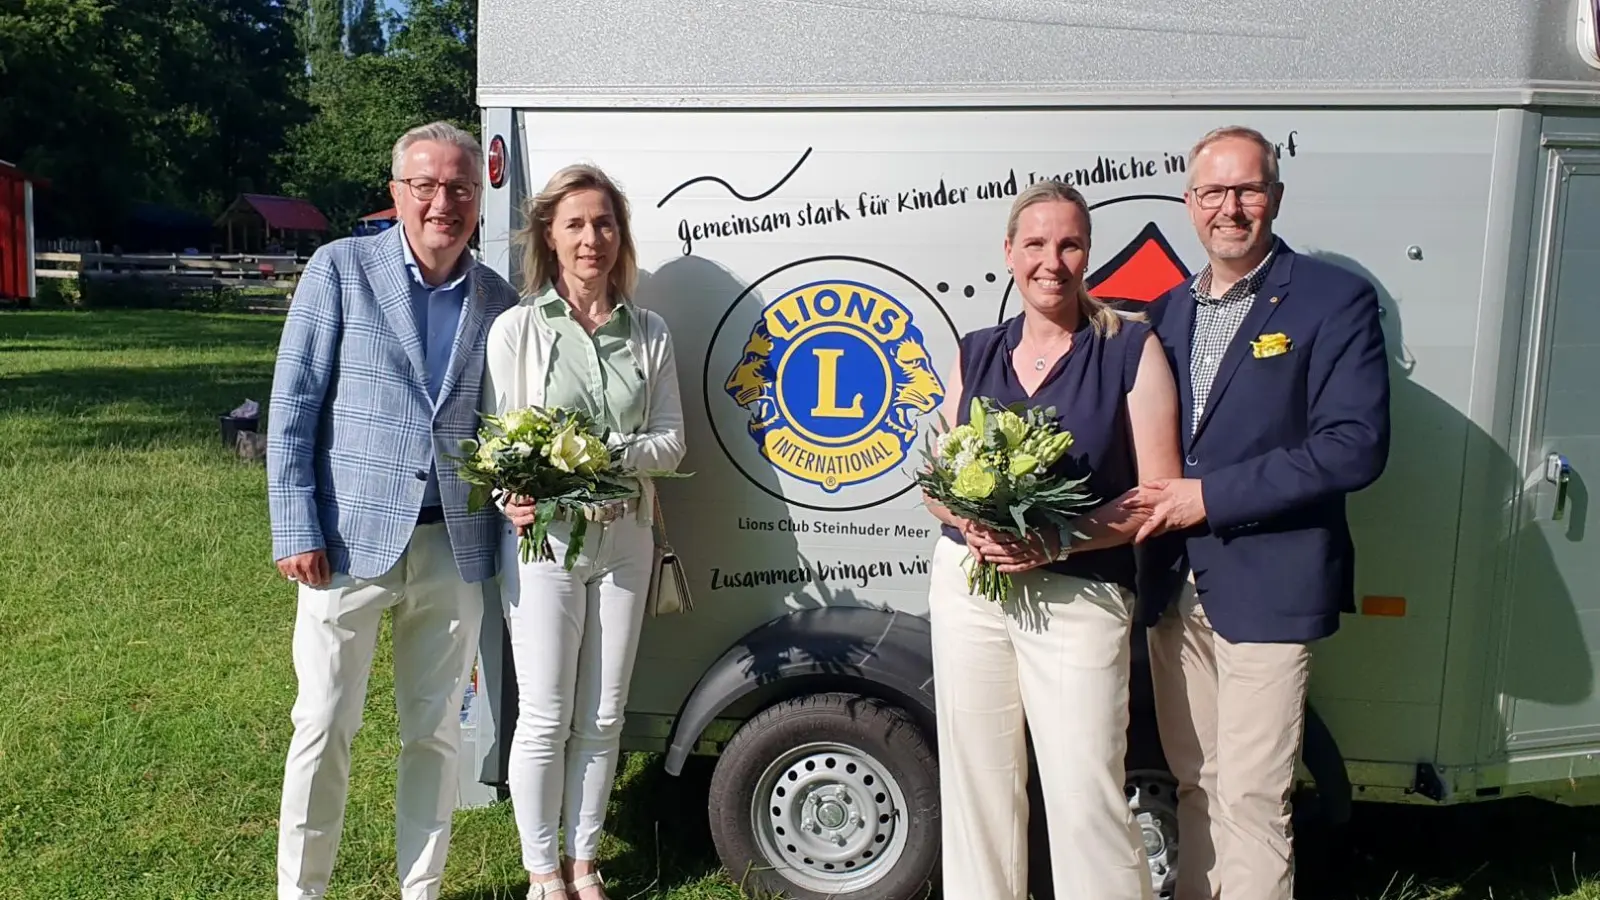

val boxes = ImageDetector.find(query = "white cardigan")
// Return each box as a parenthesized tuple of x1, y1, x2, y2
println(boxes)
(482, 285, 687, 525)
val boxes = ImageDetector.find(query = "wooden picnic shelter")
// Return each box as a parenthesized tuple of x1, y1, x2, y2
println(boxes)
(215, 193, 329, 254)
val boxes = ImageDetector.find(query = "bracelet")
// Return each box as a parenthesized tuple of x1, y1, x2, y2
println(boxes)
(1052, 528, 1073, 562)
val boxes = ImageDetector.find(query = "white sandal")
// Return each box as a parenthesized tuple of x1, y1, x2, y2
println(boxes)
(567, 871, 606, 898)
(526, 878, 568, 900)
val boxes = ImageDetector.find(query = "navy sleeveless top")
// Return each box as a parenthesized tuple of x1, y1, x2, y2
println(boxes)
(938, 313, 1149, 591)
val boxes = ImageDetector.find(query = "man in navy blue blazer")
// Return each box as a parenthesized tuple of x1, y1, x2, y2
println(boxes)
(1134, 126, 1391, 900)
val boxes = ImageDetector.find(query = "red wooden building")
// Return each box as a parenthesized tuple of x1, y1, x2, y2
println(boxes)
(0, 160, 40, 302)
(215, 193, 330, 254)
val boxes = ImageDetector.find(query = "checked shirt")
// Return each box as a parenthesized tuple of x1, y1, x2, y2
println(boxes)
(1187, 240, 1279, 434)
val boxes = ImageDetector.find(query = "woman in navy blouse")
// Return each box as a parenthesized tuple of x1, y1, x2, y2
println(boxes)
(923, 181, 1183, 899)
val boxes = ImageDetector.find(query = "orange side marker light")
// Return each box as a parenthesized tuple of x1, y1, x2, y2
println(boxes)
(1361, 595, 1407, 617)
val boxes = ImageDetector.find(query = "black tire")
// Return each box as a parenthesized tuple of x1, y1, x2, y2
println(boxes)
(707, 692, 940, 900)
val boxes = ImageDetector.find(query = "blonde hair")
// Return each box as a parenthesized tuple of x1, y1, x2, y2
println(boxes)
(1186, 125, 1280, 186)
(514, 163, 638, 301)
(1006, 180, 1125, 336)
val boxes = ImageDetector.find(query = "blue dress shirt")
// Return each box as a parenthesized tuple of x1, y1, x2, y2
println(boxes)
(399, 233, 468, 508)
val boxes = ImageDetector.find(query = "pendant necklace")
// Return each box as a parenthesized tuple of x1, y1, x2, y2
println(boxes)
(1018, 344, 1054, 372)
(1019, 337, 1070, 373)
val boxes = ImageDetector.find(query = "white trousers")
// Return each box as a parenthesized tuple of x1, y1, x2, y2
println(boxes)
(276, 523, 483, 900)
(499, 515, 653, 873)
(928, 536, 1153, 900)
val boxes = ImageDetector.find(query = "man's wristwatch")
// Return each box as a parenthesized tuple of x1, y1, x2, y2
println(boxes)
(1052, 528, 1074, 562)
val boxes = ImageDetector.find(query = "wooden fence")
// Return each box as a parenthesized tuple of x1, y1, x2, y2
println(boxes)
(35, 251, 306, 290)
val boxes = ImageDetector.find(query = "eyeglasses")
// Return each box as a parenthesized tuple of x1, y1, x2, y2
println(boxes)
(1190, 181, 1276, 209)
(394, 177, 480, 202)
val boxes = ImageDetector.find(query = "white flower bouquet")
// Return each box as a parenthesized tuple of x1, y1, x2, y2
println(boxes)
(451, 406, 686, 569)
(915, 396, 1099, 604)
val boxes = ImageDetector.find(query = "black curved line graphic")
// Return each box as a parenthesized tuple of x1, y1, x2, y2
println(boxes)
(1087, 193, 1186, 212)
(657, 147, 815, 209)
(702, 254, 960, 513)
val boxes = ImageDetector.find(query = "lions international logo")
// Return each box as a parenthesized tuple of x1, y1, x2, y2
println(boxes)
(724, 280, 945, 492)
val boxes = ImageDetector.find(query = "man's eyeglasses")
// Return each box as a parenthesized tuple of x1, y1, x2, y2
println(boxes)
(394, 178, 480, 203)
(1190, 182, 1276, 209)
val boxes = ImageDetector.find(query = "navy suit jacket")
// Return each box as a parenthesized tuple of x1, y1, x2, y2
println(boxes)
(1140, 240, 1392, 644)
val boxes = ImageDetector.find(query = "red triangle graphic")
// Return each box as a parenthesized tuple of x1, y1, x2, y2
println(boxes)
(1086, 222, 1191, 305)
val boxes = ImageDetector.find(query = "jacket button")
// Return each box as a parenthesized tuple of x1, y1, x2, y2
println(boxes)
(416, 470, 428, 481)
(1185, 454, 1198, 467)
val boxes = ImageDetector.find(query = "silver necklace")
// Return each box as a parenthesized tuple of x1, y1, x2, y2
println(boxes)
(1017, 343, 1062, 372)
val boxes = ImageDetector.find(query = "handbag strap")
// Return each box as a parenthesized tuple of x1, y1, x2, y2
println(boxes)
(651, 483, 672, 550)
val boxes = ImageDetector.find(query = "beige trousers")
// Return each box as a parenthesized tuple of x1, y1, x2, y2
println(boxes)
(1147, 584, 1312, 900)
(929, 537, 1154, 900)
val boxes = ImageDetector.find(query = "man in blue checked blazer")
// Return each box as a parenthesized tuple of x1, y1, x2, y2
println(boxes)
(268, 122, 518, 900)
(1132, 126, 1391, 900)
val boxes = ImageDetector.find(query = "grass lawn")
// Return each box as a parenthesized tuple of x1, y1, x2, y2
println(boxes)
(0, 308, 1598, 900)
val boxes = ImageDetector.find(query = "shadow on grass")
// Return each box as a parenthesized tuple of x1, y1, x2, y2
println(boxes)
(437, 786, 1600, 900)
(441, 754, 729, 900)
(0, 309, 284, 353)
(1297, 798, 1600, 899)
(0, 312, 285, 452)
(441, 887, 525, 900)
(0, 361, 278, 451)
(599, 755, 728, 897)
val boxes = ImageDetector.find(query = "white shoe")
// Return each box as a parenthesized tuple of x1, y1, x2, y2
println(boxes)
(526, 879, 568, 900)
(567, 872, 606, 899)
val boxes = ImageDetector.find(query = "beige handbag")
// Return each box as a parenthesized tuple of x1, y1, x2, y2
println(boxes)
(647, 485, 693, 616)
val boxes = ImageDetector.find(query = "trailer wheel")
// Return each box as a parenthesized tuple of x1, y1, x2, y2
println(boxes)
(1127, 768, 1181, 900)
(1026, 725, 1181, 900)
(707, 692, 939, 900)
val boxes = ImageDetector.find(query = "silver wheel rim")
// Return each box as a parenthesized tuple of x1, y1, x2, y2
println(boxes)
(750, 740, 909, 894)
(1127, 769, 1181, 900)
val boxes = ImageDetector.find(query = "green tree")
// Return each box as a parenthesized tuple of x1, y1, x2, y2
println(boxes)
(309, 0, 345, 74)
(0, 0, 307, 240)
(282, 0, 478, 230)
(346, 0, 385, 56)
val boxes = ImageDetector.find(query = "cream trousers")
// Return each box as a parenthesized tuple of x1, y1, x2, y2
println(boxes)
(498, 515, 653, 873)
(276, 523, 483, 900)
(1148, 583, 1312, 900)
(928, 536, 1154, 900)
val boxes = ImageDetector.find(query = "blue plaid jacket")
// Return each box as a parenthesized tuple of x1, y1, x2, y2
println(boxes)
(267, 226, 519, 583)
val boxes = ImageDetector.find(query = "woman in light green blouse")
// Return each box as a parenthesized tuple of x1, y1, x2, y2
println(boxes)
(485, 164, 686, 900)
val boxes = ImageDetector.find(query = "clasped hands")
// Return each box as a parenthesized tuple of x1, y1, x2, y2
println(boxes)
(1127, 477, 1207, 542)
(958, 521, 1061, 573)
(945, 476, 1207, 571)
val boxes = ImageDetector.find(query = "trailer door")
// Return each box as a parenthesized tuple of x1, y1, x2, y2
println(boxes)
(1501, 142, 1600, 756)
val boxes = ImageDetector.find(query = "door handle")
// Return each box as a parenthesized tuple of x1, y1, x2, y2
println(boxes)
(1545, 452, 1572, 521)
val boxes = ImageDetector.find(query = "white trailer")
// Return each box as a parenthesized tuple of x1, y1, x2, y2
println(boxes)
(467, 3, 1600, 897)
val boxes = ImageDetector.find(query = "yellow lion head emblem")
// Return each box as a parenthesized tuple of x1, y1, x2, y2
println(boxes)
(885, 337, 942, 441)
(724, 318, 778, 436)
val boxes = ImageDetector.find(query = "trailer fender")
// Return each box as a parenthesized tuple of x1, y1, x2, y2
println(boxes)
(663, 606, 935, 776)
